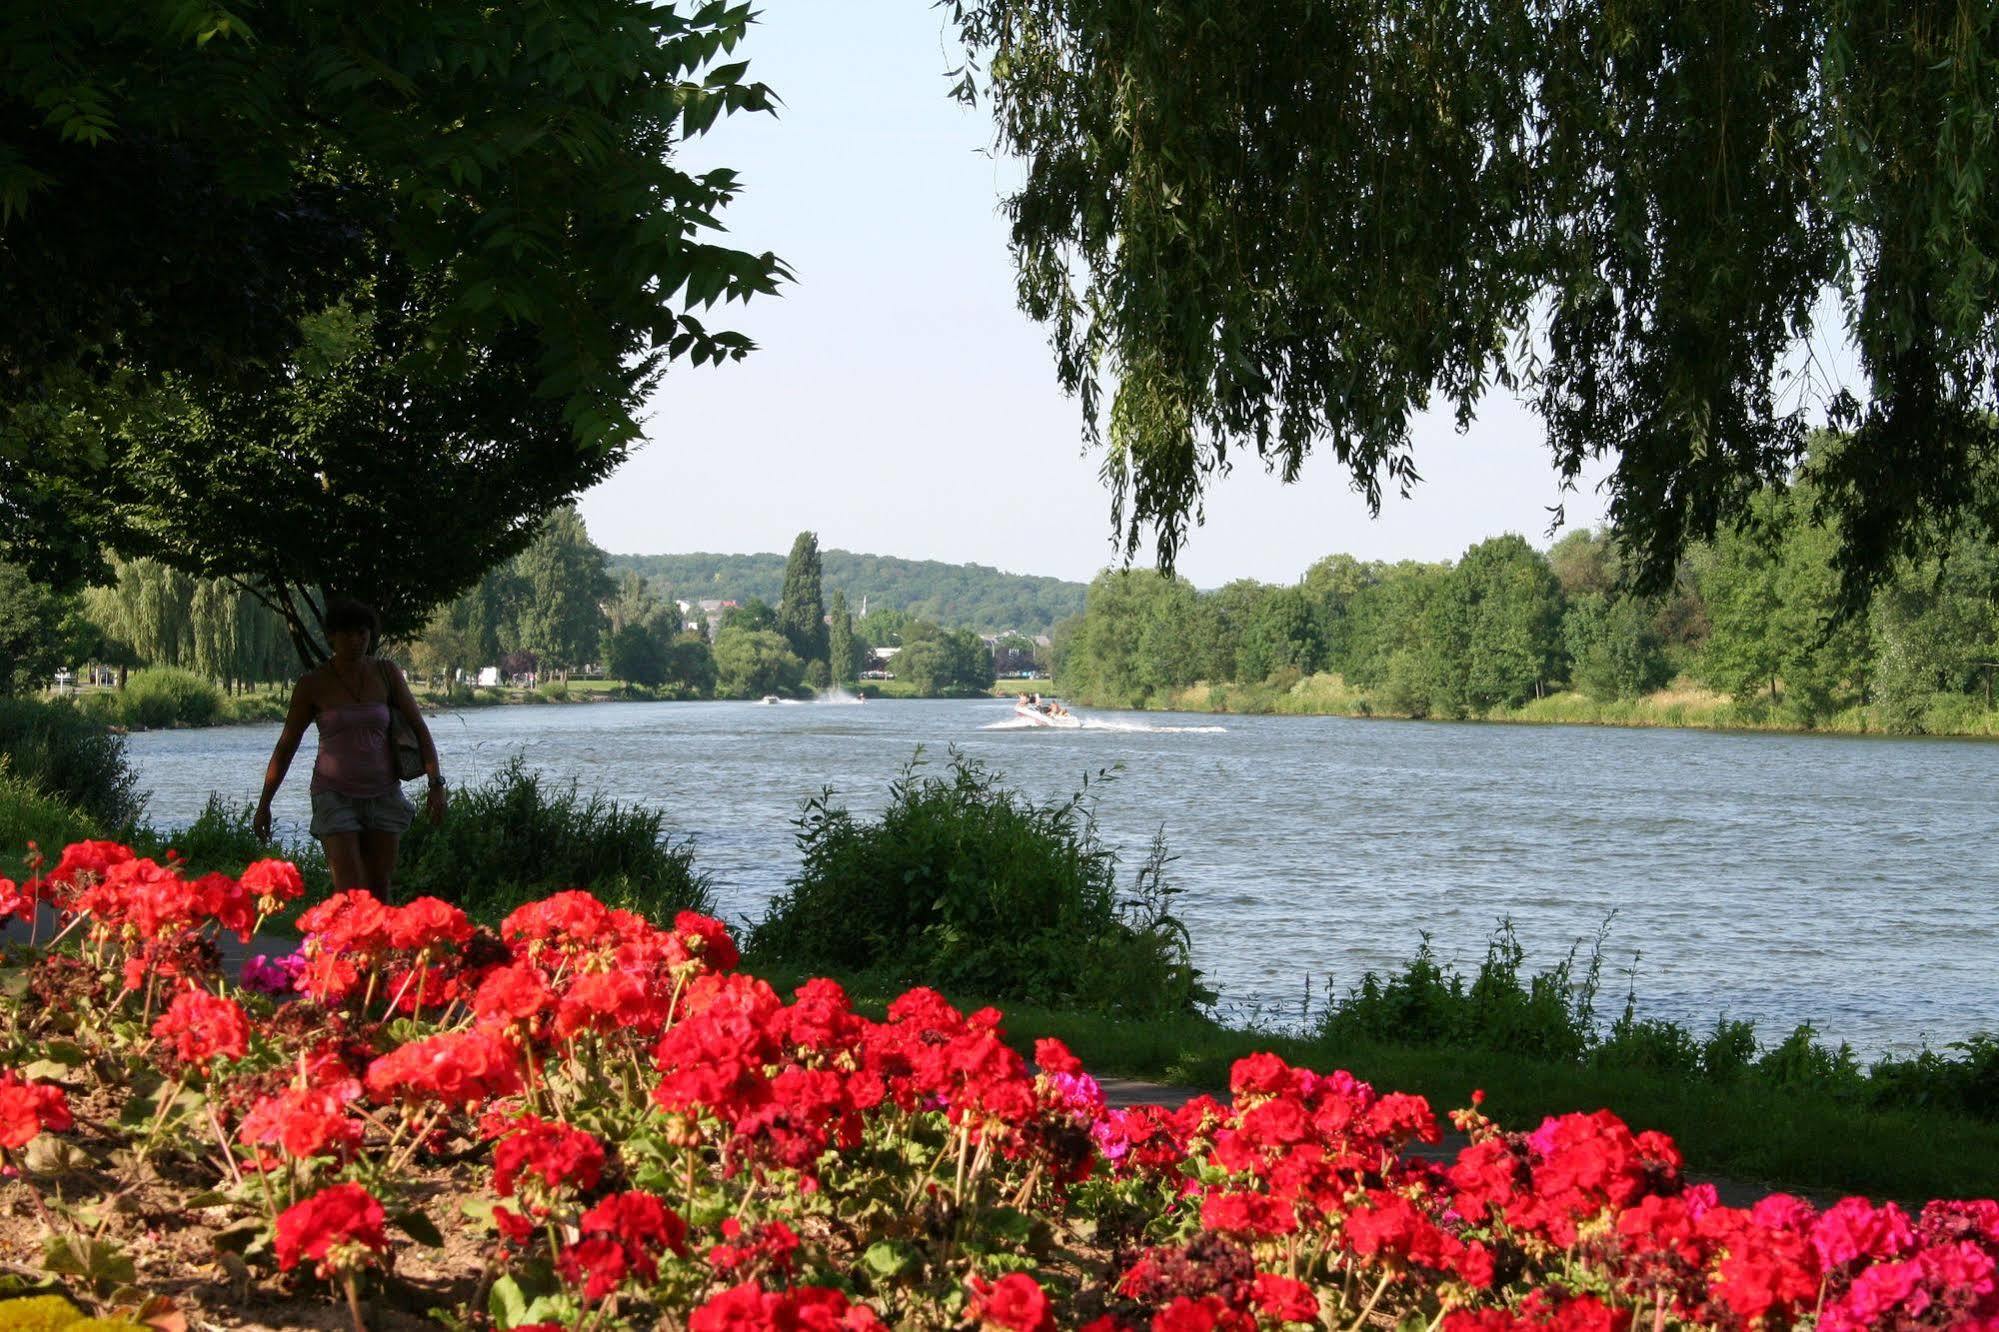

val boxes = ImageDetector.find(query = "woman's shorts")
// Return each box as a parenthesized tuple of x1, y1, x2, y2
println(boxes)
(309, 787, 416, 839)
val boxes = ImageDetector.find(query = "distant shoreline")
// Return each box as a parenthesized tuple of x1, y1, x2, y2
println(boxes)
(79, 674, 1999, 742)
(1057, 672, 1999, 741)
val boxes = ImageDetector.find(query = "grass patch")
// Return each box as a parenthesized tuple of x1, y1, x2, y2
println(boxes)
(219, 688, 289, 724)
(854, 678, 923, 699)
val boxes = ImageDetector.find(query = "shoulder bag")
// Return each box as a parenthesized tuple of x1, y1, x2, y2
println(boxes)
(377, 660, 428, 782)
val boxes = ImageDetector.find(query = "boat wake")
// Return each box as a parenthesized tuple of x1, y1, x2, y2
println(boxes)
(980, 716, 1226, 734)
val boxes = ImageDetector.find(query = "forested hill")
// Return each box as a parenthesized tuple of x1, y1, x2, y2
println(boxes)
(606, 550, 1086, 634)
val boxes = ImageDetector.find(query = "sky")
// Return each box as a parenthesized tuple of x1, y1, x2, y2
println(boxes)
(577, 0, 1615, 587)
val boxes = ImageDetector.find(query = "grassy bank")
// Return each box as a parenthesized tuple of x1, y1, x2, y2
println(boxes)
(1102, 672, 1999, 738)
(853, 678, 991, 700)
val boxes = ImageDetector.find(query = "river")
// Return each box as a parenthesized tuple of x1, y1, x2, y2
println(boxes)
(123, 698, 1997, 1055)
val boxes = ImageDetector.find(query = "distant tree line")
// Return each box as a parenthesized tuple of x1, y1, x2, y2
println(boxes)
(414, 522, 995, 700)
(4, 514, 1008, 703)
(1055, 484, 1999, 735)
(607, 550, 1085, 635)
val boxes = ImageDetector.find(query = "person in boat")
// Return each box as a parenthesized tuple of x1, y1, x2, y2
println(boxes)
(253, 598, 446, 894)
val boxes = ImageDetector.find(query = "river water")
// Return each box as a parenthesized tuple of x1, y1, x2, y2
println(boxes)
(122, 698, 1997, 1055)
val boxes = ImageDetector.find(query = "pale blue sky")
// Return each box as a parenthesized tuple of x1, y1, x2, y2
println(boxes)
(578, 0, 1613, 585)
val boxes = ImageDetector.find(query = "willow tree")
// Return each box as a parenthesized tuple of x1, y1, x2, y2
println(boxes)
(81, 557, 292, 686)
(946, 1, 1999, 605)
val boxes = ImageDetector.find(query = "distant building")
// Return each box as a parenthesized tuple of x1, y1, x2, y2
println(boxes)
(682, 598, 738, 636)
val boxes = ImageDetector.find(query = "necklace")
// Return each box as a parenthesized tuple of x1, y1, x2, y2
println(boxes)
(331, 658, 368, 702)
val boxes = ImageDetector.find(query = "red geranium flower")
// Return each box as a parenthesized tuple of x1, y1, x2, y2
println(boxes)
(492, 1116, 606, 1197)
(689, 1282, 885, 1331)
(474, 963, 555, 1027)
(239, 1086, 362, 1163)
(1202, 1190, 1297, 1238)
(151, 987, 251, 1070)
(365, 1025, 521, 1107)
(274, 1182, 388, 1279)
(0, 1070, 72, 1150)
(240, 857, 307, 904)
(674, 910, 740, 972)
(967, 1273, 1054, 1332)
(387, 896, 474, 952)
(1250, 1272, 1319, 1322)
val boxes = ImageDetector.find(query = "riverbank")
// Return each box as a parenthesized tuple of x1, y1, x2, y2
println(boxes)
(53, 676, 988, 730)
(6, 755, 1997, 1203)
(1073, 671, 1999, 738)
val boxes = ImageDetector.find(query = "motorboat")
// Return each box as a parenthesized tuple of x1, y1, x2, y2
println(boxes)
(1013, 698, 1082, 728)
(761, 695, 782, 705)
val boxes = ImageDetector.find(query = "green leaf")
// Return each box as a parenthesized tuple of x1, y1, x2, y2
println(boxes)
(42, 1234, 135, 1287)
(210, 1217, 265, 1255)
(489, 1274, 529, 1328)
(40, 1038, 88, 1066)
(862, 1239, 917, 1279)
(22, 1136, 89, 1177)
(460, 1198, 501, 1229)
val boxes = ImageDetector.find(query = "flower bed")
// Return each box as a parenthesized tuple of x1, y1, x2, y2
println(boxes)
(2, 840, 1995, 1332)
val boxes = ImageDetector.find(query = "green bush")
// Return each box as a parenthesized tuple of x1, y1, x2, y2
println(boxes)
(220, 689, 289, 724)
(1699, 1018, 1760, 1082)
(1871, 1035, 1999, 1120)
(1314, 923, 1999, 1123)
(397, 757, 709, 923)
(1319, 920, 1601, 1064)
(0, 696, 143, 827)
(748, 751, 1209, 1017)
(121, 667, 223, 728)
(134, 795, 331, 894)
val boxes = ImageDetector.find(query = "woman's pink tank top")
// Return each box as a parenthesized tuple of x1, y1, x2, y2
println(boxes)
(310, 701, 397, 798)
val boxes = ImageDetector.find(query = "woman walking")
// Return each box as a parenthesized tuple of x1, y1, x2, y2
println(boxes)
(253, 599, 446, 893)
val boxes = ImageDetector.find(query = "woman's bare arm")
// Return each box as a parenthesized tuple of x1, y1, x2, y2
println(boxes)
(254, 680, 314, 841)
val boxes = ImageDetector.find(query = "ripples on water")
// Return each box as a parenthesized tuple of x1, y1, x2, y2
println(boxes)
(122, 698, 1999, 1055)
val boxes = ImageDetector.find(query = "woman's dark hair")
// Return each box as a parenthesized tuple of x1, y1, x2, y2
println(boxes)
(323, 598, 381, 649)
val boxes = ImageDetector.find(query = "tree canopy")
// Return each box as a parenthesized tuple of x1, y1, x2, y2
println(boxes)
(85, 288, 629, 660)
(3, 1, 782, 453)
(2, 0, 785, 641)
(947, 0, 1999, 603)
